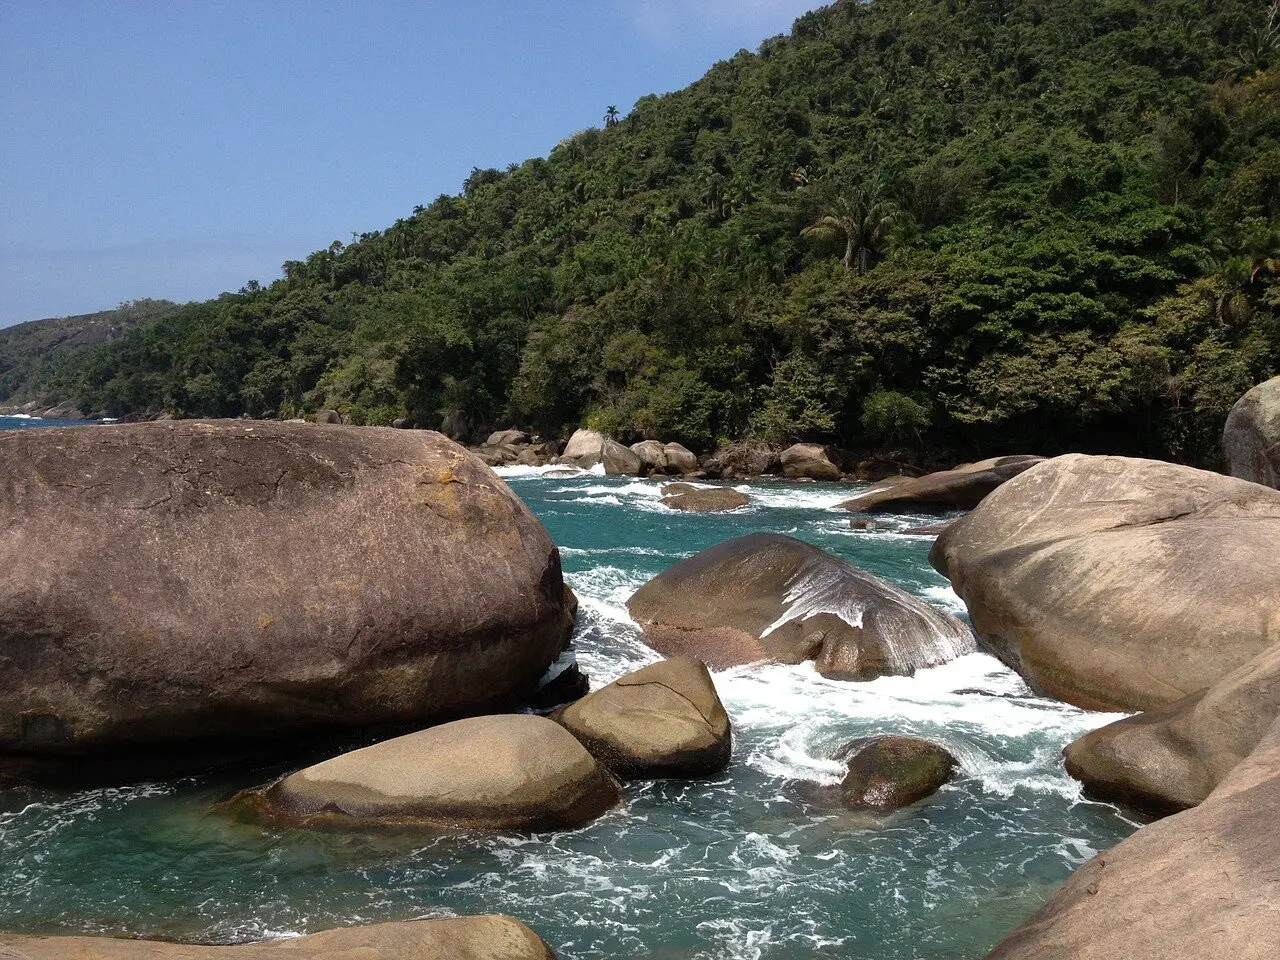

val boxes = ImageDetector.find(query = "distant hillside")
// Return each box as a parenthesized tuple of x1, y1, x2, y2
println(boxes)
(15, 0, 1280, 465)
(0, 300, 178, 405)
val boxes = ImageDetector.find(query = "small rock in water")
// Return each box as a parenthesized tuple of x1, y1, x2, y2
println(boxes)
(662, 487, 750, 513)
(556, 658, 731, 779)
(530, 663, 591, 711)
(823, 735, 957, 810)
(850, 518, 875, 531)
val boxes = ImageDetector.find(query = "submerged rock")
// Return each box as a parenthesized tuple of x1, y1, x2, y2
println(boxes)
(1224, 375, 1280, 489)
(932, 454, 1280, 712)
(0, 421, 574, 759)
(627, 533, 973, 681)
(1065, 642, 1280, 813)
(986, 718, 1280, 960)
(557, 658, 731, 779)
(661, 486, 750, 513)
(0, 916, 556, 959)
(827, 735, 956, 810)
(243, 714, 620, 831)
(840, 455, 1042, 512)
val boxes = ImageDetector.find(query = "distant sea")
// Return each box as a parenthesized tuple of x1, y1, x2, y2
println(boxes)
(0, 414, 103, 431)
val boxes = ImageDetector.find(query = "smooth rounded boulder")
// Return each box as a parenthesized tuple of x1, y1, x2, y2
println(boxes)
(840, 455, 1042, 512)
(562, 428, 606, 467)
(630, 440, 669, 472)
(985, 718, 1280, 960)
(664, 442, 698, 474)
(0, 916, 556, 960)
(1064, 642, 1280, 813)
(1224, 375, 1280, 489)
(627, 534, 973, 681)
(557, 658, 731, 779)
(932, 454, 1280, 712)
(602, 439, 644, 476)
(0, 421, 574, 758)
(780, 443, 843, 480)
(243, 714, 620, 831)
(827, 735, 956, 809)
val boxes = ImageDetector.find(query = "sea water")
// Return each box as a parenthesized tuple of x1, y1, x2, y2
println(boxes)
(0, 454, 1139, 959)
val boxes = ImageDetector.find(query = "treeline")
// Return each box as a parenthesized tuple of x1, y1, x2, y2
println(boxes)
(11, 0, 1280, 465)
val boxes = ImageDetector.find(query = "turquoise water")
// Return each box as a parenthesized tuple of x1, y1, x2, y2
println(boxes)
(0, 415, 100, 431)
(0, 451, 1139, 959)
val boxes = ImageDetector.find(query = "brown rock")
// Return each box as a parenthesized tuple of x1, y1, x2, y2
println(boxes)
(840, 455, 1042, 512)
(701, 443, 780, 479)
(314, 409, 342, 424)
(780, 443, 843, 481)
(985, 718, 1280, 960)
(0, 916, 557, 960)
(1224, 375, 1280, 489)
(627, 534, 973, 681)
(562, 429, 606, 467)
(0, 421, 573, 759)
(1064, 642, 1280, 813)
(557, 658, 731, 779)
(630, 440, 669, 473)
(931, 454, 1280, 711)
(486, 429, 530, 448)
(827, 735, 956, 809)
(664, 442, 698, 475)
(242, 714, 620, 831)
(602, 439, 644, 476)
(661, 487, 750, 513)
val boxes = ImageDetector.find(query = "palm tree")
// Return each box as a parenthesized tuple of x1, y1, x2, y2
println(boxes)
(802, 182, 898, 272)
(603, 105, 620, 128)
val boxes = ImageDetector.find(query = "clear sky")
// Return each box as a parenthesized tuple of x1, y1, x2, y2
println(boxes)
(0, 0, 822, 328)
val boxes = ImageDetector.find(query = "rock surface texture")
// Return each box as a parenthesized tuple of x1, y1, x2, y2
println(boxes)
(0, 421, 574, 756)
(562, 429, 606, 467)
(1064, 642, 1280, 812)
(602, 439, 644, 476)
(245, 714, 619, 831)
(829, 735, 956, 809)
(1224, 375, 1280, 489)
(0, 916, 556, 960)
(557, 658, 731, 779)
(660, 486, 750, 513)
(628, 533, 973, 681)
(931, 454, 1280, 711)
(985, 718, 1280, 960)
(840, 455, 1043, 512)
(780, 443, 843, 480)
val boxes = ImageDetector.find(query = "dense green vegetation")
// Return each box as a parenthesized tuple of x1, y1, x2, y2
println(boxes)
(0, 299, 177, 406)
(7, 0, 1279, 464)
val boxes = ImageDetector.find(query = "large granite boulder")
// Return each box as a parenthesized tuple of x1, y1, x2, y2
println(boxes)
(701, 443, 780, 479)
(562, 428, 606, 467)
(985, 718, 1280, 960)
(840, 455, 1043, 512)
(627, 534, 973, 681)
(931, 454, 1280, 711)
(243, 714, 620, 831)
(0, 421, 574, 759)
(630, 440, 669, 472)
(602, 439, 644, 476)
(664, 442, 698, 474)
(780, 443, 843, 480)
(660, 486, 750, 513)
(826, 735, 956, 810)
(557, 658, 731, 779)
(0, 916, 556, 959)
(1064, 642, 1280, 813)
(439, 410, 474, 442)
(1224, 375, 1280, 488)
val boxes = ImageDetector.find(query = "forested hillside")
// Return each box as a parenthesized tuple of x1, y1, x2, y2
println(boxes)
(12, 0, 1279, 464)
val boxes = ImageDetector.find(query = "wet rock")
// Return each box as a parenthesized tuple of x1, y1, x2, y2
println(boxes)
(1065, 642, 1280, 813)
(840, 456, 1043, 512)
(985, 718, 1280, 960)
(661, 487, 750, 513)
(530, 663, 591, 711)
(827, 735, 956, 809)
(557, 658, 731, 779)
(901, 521, 953, 537)
(628, 533, 973, 681)
(0, 916, 557, 959)
(0, 421, 574, 759)
(932, 454, 1280, 711)
(602, 439, 644, 476)
(849, 518, 875, 531)
(780, 443, 843, 480)
(242, 714, 620, 831)
(1224, 375, 1280, 489)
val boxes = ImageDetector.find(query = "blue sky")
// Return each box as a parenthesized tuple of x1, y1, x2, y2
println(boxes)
(0, 0, 821, 327)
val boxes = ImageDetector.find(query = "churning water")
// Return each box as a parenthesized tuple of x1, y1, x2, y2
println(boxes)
(0, 458, 1139, 959)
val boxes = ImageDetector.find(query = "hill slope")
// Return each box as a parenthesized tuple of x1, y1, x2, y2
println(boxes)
(15, 0, 1280, 464)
